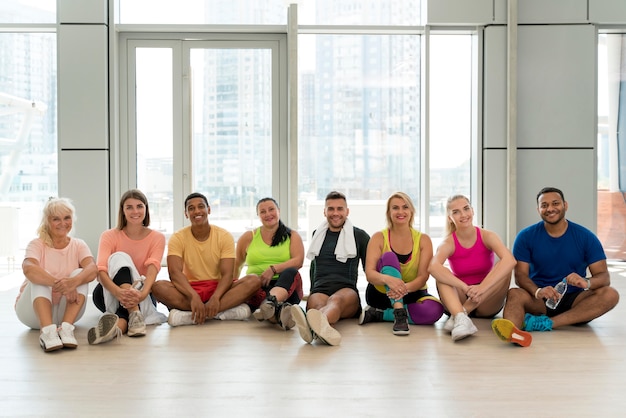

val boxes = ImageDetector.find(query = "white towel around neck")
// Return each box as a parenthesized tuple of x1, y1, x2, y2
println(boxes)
(306, 219, 357, 263)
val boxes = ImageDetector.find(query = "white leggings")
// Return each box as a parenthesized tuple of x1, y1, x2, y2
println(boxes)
(14, 268, 89, 330)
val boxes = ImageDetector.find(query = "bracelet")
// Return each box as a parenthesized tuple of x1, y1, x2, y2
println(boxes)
(534, 287, 542, 299)
(270, 265, 277, 275)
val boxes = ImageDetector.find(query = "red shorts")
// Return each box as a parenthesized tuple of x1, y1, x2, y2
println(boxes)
(190, 280, 220, 303)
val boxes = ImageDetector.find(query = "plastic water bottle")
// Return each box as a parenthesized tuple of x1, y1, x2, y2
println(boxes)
(545, 278, 568, 309)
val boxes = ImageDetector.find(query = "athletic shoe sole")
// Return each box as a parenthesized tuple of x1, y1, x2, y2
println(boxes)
(279, 304, 295, 330)
(59, 335, 78, 349)
(491, 318, 532, 347)
(88, 313, 120, 345)
(392, 327, 410, 336)
(127, 327, 147, 337)
(291, 305, 314, 343)
(306, 309, 341, 346)
(451, 323, 478, 341)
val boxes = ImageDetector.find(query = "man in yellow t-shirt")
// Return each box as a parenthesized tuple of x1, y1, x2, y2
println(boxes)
(152, 193, 261, 326)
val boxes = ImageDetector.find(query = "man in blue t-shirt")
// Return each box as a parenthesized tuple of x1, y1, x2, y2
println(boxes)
(291, 191, 370, 346)
(492, 187, 619, 347)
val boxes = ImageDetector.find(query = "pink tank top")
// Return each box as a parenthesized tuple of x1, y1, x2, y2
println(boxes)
(448, 227, 494, 286)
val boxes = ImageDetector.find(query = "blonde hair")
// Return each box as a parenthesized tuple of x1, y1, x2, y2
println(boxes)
(445, 194, 471, 236)
(37, 197, 76, 246)
(385, 192, 416, 229)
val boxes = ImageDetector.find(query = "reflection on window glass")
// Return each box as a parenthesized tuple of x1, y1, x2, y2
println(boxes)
(117, 0, 420, 25)
(597, 33, 626, 261)
(0, 32, 57, 275)
(118, 0, 287, 24)
(190, 48, 273, 242)
(136, 48, 173, 234)
(298, 0, 421, 26)
(298, 34, 421, 240)
(0, 1, 55, 23)
(429, 34, 472, 240)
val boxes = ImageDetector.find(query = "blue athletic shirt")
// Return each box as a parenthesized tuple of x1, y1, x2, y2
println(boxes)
(512, 220, 606, 294)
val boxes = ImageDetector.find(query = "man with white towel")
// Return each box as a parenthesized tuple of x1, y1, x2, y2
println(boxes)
(291, 191, 370, 346)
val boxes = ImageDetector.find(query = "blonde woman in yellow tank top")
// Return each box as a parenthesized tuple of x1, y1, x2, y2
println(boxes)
(360, 192, 443, 335)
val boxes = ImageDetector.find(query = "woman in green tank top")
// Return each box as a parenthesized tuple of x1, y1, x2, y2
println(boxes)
(235, 198, 304, 330)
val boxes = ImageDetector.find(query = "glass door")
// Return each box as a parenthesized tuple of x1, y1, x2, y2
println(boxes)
(122, 35, 286, 240)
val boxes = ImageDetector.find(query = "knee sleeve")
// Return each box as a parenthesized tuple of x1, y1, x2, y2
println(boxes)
(407, 298, 444, 325)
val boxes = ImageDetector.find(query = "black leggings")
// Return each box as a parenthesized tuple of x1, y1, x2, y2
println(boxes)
(248, 267, 303, 309)
(93, 267, 156, 321)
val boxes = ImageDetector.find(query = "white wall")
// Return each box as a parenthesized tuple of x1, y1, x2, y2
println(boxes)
(57, 0, 110, 253)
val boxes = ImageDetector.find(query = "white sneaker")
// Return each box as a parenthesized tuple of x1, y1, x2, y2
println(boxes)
(58, 322, 78, 348)
(278, 303, 295, 330)
(88, 313, 121, 345)
(451, 312, 478, 341)
(39, 324, 63, 352)
(291, 305, 314, 344)
(443, 315, 455, 333)
(167, 309, 195, 327)
(127, 310, 147, 337)
(215, 304, 251, 321)
(306, 309, 341, 346)
(252, 308, 265, 321)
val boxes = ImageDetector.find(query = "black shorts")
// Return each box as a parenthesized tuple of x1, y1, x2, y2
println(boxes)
(311, 282, 358, 298)
(309, 282, 362, 318)
(545, 291, 583, 317)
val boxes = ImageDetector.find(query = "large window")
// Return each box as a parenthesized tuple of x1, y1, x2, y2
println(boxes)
(0, 2, 56, 278)
(297, 32, 473, 243)
(117, 0, 287, 25)
(428, 34, 473, 239)
(126, 37, 283, 240)
(122, 0, 470, 250)
(298, 33, 422, 240)
(597, 33, 626, 261)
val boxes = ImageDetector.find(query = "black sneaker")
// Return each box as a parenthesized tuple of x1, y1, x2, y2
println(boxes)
(358, 305, 384, 325)
(392, 308, 410, 336)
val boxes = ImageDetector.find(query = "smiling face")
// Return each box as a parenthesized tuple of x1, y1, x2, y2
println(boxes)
(185, 197, 210, 226)
(324, 197, 349, 232)
(257, 199, 280, 229)
(123, 197, 146, 227)
(387, 196, 414, 228)
(447, 197, 473, 230)
(537, 191, 568, 225)
(48, 211, 73, 240)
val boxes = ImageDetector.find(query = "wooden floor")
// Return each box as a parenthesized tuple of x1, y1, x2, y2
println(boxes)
(1, 264, 625, 417)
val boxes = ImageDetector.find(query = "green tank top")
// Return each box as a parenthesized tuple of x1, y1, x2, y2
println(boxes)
(245, 228, 291, 279)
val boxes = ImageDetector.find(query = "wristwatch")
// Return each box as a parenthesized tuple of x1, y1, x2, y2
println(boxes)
(584, 278, 591, 291)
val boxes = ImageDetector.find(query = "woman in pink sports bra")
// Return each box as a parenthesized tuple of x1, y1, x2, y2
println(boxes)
(429, 195, 516, 342)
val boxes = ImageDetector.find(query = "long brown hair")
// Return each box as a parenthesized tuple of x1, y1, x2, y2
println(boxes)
(117, 189, 151, 230)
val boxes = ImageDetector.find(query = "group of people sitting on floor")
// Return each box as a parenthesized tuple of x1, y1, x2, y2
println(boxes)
(15, 186, 619, 352)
